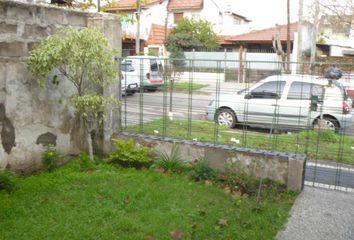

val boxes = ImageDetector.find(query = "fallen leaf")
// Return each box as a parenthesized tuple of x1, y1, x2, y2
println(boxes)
(96, 195, 104, 201)
(155, 168, 165, 174)
(170, 229, 183, 240)
(217, 219, 228, 227)
(124, 195, 131, 204)
(205, 180, 213, 186)
(232, 190, 242, 197)
(223, 186, 231, 194)
(190, 223, 197, 231)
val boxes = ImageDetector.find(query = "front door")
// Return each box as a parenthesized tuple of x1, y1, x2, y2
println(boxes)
(243, 81, 286, 126)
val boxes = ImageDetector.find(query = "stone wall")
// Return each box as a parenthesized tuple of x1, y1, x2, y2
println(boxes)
(0, 1, 121, 173)
(118, 133, 305, 191)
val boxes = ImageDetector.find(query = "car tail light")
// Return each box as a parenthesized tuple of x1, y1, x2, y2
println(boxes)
(342, 101, 350, 114)
(146, 73, 150, 80)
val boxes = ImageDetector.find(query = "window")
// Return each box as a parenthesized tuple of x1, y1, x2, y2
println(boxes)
(287, 82, 323, 100)
(174, 12, 183, 24)
(233, 18, 241, 25)
(121, 62, 135, 72)
(250, 81, 286, 99)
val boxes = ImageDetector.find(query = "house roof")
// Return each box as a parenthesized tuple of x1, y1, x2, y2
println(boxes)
(167, 0, 203, 11)
(231, 12, 251, 22)
(147, 24, 171, 45)
(224, 23, 298, 43)
(103, 0, 164, 11)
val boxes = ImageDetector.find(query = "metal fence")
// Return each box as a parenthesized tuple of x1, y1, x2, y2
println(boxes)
(118, 57, 354, 192)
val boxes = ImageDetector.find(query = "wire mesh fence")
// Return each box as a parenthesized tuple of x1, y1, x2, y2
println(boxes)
(118, 56, 354, 192)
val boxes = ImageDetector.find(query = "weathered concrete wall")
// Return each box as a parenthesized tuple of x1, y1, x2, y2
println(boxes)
(0, 1, 121, 173)
(118, 133, 305, 191)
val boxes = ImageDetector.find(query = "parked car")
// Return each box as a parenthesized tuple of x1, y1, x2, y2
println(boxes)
(206, 75, 352, 132)
(122, 56, 164, 91)
(120, 62, 139, 95)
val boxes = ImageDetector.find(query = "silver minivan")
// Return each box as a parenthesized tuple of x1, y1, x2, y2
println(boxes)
(206, 75, 352, 132)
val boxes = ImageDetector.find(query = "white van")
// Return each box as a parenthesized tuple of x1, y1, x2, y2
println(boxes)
(123, 56, 164, 91)
(120, 61, 141, 95)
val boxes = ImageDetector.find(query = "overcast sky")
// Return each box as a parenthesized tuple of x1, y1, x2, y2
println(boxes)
(220, 0, 300, 29)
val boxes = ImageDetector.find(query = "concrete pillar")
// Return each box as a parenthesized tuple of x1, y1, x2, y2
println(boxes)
(87, 13, 122, 154)
(287, 157, 305, 191)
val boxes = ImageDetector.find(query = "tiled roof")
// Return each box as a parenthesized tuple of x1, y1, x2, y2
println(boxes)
(104, 0, 164, 11)
(147, 24, 171, 45)
(167, 0, 203, 11)
(225, 23, 298, 43)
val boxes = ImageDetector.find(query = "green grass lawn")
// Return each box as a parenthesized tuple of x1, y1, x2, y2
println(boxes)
(126, 119, 354, 165)
(159, 82, 209, 92)
(0, 162, 296, 240)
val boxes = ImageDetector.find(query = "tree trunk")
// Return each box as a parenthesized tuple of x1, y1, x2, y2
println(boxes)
(86, 124, 94, 161)
(136, 0, 141, 55)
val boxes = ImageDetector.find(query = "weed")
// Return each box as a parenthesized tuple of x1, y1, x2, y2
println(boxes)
(0, 170, 17, 193)
(222, 161, 259, 195)
(107, 139, 154, 169)
(41, 145, 61, 172)
(154, 144, 187, 173)
(189, 159, 218, 182)
(76, 152, 96, 171)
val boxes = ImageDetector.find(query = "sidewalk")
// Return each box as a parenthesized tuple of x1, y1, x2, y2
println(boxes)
(277, 187, 354, 240)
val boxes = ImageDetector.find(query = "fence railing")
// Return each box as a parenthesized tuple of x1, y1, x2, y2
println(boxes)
(118, 56, 354, 191)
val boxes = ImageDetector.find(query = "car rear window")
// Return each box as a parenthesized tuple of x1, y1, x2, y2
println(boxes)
(287, 82, 323, 100)
(121, 63, 135, 72)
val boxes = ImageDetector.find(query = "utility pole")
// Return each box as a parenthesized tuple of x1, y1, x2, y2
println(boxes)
(135, 0, 141, 55)
(310, 0, 320, 72)
(286, 0, 291, 73)
(297, 0, 304, 70)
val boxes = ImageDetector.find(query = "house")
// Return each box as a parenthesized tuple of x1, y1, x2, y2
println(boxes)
(104, 0, 169, 56)
(221, 23, 298, 53)
(104, 0, 250, 56)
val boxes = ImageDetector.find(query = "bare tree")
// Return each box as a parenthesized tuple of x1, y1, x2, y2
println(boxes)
(319, 0, 354, 29)
(272, 25, 286, 71)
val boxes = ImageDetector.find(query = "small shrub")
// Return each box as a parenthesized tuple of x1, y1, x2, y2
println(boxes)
(223, 161, 259, 195)
(0, 170, 17, 193)
(154, 144, 187, 173)
(42, 145, 61, 172)
(189, 159, 218, 182)
(107, 139, 154, 169)
(75, 152, 96, 171)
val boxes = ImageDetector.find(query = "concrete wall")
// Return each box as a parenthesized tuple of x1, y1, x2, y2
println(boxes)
(118, 133, 305, 191)
(0, 1, 121, 173)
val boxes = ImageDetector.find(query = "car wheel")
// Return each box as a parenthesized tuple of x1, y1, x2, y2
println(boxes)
(215, 108, 237, 128)
(313, 117, 339, 132)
